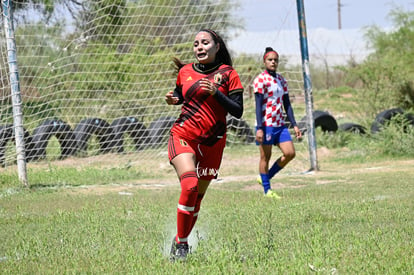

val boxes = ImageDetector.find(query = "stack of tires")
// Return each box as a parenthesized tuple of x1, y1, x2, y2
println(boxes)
(0, 124, 32, 167)
(297, 108, 414, 135)
(370, 107, 414, 134)
(1, 107, 413, 166)
(0, 116, 177, 166)
(298, 110, 339, 133)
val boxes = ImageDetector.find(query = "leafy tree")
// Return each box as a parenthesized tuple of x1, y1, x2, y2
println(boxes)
(10, 0, 241, 122)
(75, 0, 126, 45)
(7, 0, 80, 23)
(73, 0, 240, 53)
(345, 7, 414, 115)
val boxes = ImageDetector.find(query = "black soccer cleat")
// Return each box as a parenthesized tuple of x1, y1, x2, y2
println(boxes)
(170, 239, 189, 262)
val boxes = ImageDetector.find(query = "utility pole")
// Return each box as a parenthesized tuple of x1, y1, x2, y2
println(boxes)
(337, 0, 342, 29)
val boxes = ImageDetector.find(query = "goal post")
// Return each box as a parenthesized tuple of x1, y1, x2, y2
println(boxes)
(296, 0, 318, 171)
(0, 0, 315, 184)
(2, 0, 27, 186)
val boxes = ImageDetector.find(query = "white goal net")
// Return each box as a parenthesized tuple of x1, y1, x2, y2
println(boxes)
(0, 0, 310, 175)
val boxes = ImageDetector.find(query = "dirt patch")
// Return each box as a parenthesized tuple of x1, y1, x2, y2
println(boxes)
(68, 180, 176, 196)
(63, 155, 414, 195)
(9, 148, 414, 196)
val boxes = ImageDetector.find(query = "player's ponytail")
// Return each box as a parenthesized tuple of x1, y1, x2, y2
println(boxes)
(172, 57, 186, 73)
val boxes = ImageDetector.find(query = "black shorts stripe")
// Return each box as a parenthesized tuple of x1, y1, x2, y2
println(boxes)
(168, 134, 177, 159)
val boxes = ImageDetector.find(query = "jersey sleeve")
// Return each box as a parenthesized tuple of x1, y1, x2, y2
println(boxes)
(255, 93, 264, 128)
(253, 74, 265, 95)
(173, 84, 184, 105)
(281, 75, 288, 95)
(176, 69, 182, 87)
(228, 70, 244, 95)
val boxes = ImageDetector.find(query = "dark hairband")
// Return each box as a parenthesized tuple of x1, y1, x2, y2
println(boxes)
(199, 29, 218, 39)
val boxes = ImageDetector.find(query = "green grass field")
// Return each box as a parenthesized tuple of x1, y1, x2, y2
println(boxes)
(1, 143, 413, 274)
(1, 87, 413, 274)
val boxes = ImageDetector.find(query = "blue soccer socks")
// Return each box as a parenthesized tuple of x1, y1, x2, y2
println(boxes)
(260, 173, 271, 194)
(268, 161, 282, 179)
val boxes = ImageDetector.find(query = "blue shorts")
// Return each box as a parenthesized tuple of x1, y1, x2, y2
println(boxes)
(256, 126, 292, 145)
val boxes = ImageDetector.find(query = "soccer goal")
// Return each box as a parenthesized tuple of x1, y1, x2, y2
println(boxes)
(0, 0, 313, 182)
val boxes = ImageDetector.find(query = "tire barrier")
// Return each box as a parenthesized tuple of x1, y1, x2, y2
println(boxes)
(110, 116, 149, 153)
(0, 124, 15, 166)
(370, 108, 404, 134)
(298, 110, 338, 133)
(73, 118, 116, 153)
(405, 113, 414, 127)
(26, 118, 77, 162)
(1, 107, 411, 165)
(339, 123, 366, 135)
(0, 126, 17, 164)
(146, 116, 176, 147)
(12, 107, 406, 164)
(0, 124, 32, 166)
(226, 116, 255, 143)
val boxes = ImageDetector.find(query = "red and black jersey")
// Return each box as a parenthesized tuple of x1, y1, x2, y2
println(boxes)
(170, 63, 243, 146)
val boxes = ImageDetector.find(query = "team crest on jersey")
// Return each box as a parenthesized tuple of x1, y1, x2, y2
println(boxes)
(214, 73, 222, 85)
(186, 76, 193, 81)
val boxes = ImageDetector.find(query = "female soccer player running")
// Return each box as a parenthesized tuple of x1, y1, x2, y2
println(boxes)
(253, 47, 302, 198)
(165, 29, 244, 261)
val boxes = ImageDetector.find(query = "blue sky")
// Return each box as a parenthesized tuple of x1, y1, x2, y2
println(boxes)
(229, 0, 414, 65)
(239, 0, 413, 31)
